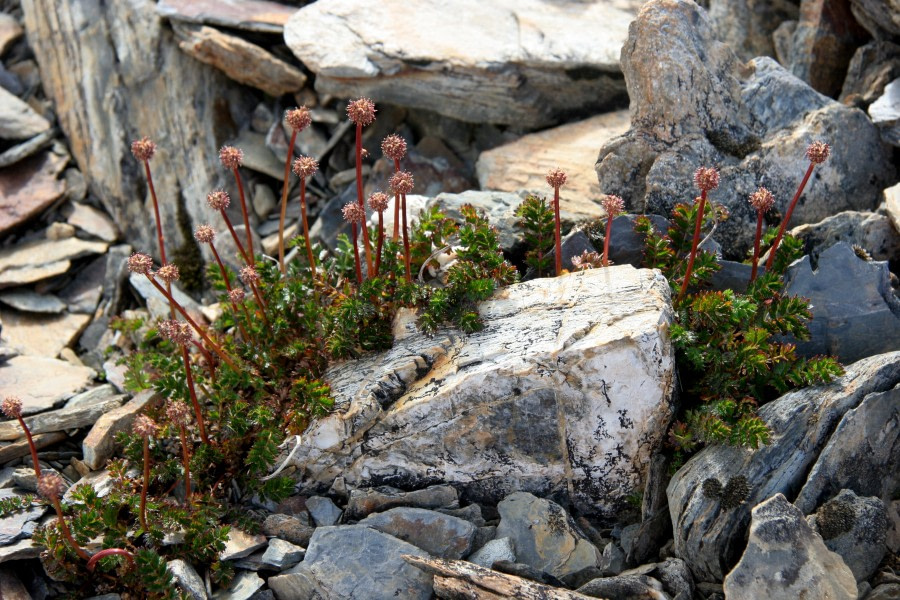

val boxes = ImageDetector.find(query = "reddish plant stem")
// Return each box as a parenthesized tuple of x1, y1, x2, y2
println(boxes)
(678, 191, 708, 302)
(180, 346, 209, 445)
(16, 416, 41, 478)
(401, 194, 411, 282)
(143, 161, 167, 265)
(86, 548, 134, 572)
(50, 497, 90, 561)
(392, 158, 401, 240)
(602, 216, 613, 268)
(354, 123, 373, 277)
(750, 210, 765, 283)
(248, 282, 270, 319)
(278, 130, 298, 274)
(374, 211, 384, 275)
(177, 425, 192, 503)
(350, 223, 363, 284)
(765, 162, 815, 271)
(219, 208, 251, 265)
(553, 186, 562, 275)
(231, 167, 254, 260)
(300, 178, 316, 276)
(207, 243, 251, 341)
(139, 437, 150, 533)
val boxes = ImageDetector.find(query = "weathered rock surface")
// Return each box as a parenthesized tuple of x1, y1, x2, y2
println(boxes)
(576, 573, 669, 599)
(305, 495, 342, 527)
(870, 77, 900, 146)
(360, 507, 476, 559)
(469, 537, 516, 568)
(0, 85, 51, 139)
(167, 558, 208, 600)
(0, 489, 45, 545)
(886, 182, 900, 235)
(850, 0, 900, 39)
(475, 111, 630, 204)
(285, 0, 638, 127)
(293, 266, 674, 518)
(0, 236, 108, 278)
(0, 392, 124, 440)
(840, 41, 900, 108)
(157, 0, 296, 33)
(723, 494, 857, 600)
(64, 201, 119, 242)
(668, 351, 900, 582)
(595, 0, 895, 259)
(214, 570, 262, 600)
(0, 309, 90, 357)
(260, 538, 304, 571)
(0, 289, 66, 313)
(262, 513, 315, 548)
(707, 0, 799, 61)
(0, 151, 66, 237)
(344, 484, 459, 521)
(782, 242, 900, 363)
(0, 355, 94, 416)
(807, 489, 888, 582)
(82, 390, 161, 469)
(791, 210, 900, 263)
(496, 492, 600, 579)
(220, 529, 268, 561)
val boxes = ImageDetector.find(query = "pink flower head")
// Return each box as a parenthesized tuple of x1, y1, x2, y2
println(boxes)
(133, 414, 158, 438)
(389, 171, 414, 195)
(229, 288, 245, 303)
(239, 265, 260, 286)
(694, 166, 720, 192)
(37, 473, 66, 500)
(128, 252, 154, 275)
(131, 137, 157, 162)
(156, 263, 180, 284)
(285, 107, 312, 132)
(571, 250, 603, 270)
(601, 195, 625, 218)
(292, 156, 319, 179)
(806, 141, 830, 165)
(1, 395, 22, 419)
(368, 192, 389, 212)
(207, 190, 231, 211)
(160, 319, 192, 346)
(546, 168, 568, 189)
(194, 225, 216, 244)
(347, 97, 376, 126)
(165, 400, 191, 427)
(342, 201, 365, 224)
(219, 145, 244, 170)
(381, 134, 407, 161)
(748, 187, 775, 213)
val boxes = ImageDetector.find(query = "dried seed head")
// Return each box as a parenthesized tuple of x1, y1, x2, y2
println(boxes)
(156, 263, 180, 284)
(194, 225, 216, 244)
(219, 145, 244, 170)
(389, 171, 414, 195)
(285, 107, 312, 132)
(852, 244, 872, 261)
(341, 201, 365, 224)
(239, 265, 260, 286)
(571, 250, 603, 270)
(806, 140, 830, 165)
(37, 473, 66, 500)
(160, 319, 192, 346)
(165, 400, 191, 427)
(131, 137, 157, 162)
(346, 97, 376, 126)
(128, 252, 154, 275)
(601, 195, 625, 218)
(206, 189, 231, 211)
(228, 288, 245, 304)
(694, 166, 720, 192)
(133, 414, 158, 438)
(1, 395, 22, 419)
(381, 134, 407, 161)
(292, 155, 319, 179)
(546, 168, 568, 189)
(748, 187, 775, 213)
(368, 192, 389, 212)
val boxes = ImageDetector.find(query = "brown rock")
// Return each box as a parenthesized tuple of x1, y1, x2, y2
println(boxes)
(0, 260, 71, 289)
(0, 86, 51, 139)
(0, 309, 91, 357)
(0, 151, 66, 236)
(840, 41, 900, 109)
(82, 390, 161, 469)
(0, 568, 30, 600)
(0, 431, 66, 462)
(850, 0, 900, 39)
(0, 355, 94, 416)
(0, 393, 124, 441)
(65, 201, 119, 242)
(173, 23, 306, 97)
(262, 513, 315, 547)
(157, 0, 297, 33)
(0, 13, 23, 56)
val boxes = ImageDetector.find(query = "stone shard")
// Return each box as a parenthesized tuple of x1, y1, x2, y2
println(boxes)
(839, 41, 900, 108)
(173, 24, 306, 97)
(284, 0, 638, 127)
(292, 266, 674, 518)
(82, 390, 162, 469)
(64, 201, 119, 242)
(0, 236, 108, 275)
(0, 355, 94, 416)
(667, 351, 900, 582)
(345, 485, 459, 521)
(723, 494, 857, 600)
(0, 289, 67, 314)
(0, 85, 51, 139)
(157, 0, 297, 33)
(0, 151, 66, 237)
(360, 507, 477, 559)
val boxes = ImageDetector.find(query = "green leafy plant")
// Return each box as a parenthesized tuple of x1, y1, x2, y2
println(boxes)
(515, 194, 554, 277)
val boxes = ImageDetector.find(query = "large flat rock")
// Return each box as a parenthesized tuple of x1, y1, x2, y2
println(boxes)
(292, 266, 674, 518)
(284, 0, 639, 127)
(0, 309, 91, 358)
(0, 355, 94, 416)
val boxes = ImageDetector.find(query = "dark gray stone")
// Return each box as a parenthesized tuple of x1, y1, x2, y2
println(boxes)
(652, 558, 693, 599)
(437, 503, 485, 527)
(491, 560, 565, 588)
(267, 568, 323, 600)
(260, 538, 305, 571)
(359, 506, 476, 559)
(599, 540, 627, 577)
(840, 41, 900, 109)
(344, 485, 458, 521)
(608, 214, 669, 269)
(0, 489, 45, 545)
(167, 559, 207, 600)
(576, 574, 667, 599)
(807, 489, 887, 582)
(305, 496, 342, 527)
(791, 210, 900, 264)
(850, 0, 900, 40)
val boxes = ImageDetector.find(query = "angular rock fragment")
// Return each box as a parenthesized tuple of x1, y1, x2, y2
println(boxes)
(0, 85, 50, 139)
(82, 390, 161, 469)
(0, 151, 66, 237)
(157, 0, 297, 34)
(870, 77, 900, 146)
(0, 309, 91, 358)
(0, 355, 94, 416)
(360, 507, 476, 559)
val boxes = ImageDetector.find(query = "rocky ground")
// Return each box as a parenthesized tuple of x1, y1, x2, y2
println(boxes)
(0, 0, 898, 598)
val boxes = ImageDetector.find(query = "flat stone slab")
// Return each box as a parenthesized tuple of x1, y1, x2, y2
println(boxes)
(0, 309, 91, 357)
(0, 392, 124, 441)
(0, 355, 94, 416)
(0, 151, 66, 237)
(0, 86, 51, 140)
(157, 0, 297, 33)
(0, 236, 108, 276)
(0, 289, 66, 313)
(285, 0, 640, 127)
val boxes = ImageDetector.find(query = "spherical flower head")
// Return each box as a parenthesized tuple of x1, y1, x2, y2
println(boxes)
(239, 265, 260, 286)
(346, 97, 376, 126)
(133, 414, 158, 438)
(368, 192, 389, 212)
(381, 134, 407, 161)
(219, 145, 244, 170)
(694, 166, 720, 192)
(292, 155, 318, 179)
(806, 140, 830, 165)
(160, 319, 192, 346)
(194, 224, 216, 244)
(228, 288, 245, 304)
(571, 250, 603, 270)
(748, 187, 775, 213)
(546, 168, 568, 189)
(165, 400, 191, 427)
(131, 137, 156, 162)
(37, 473, 65, 500)
(285, 107, 312, 132)
(207, 189, 231, 211)
(389, 171, 414, 195)
(156, 263, 180, 284)
(1, 395, 22, 419)
(128, 252, 154, 275)
(601, 194, 625, 218)
(341, 201, 365, 224)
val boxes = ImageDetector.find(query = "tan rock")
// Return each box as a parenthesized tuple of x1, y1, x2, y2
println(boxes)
(476, 111, 630, 204)
(157, 0, 297, 33)
(0, 309, 91, 358)
(0, 13, 23, 56)
(0, 355, 94, 416)
(0, 393, 124, 441)
(0, 86, 50, 139)
(65, 201, 119, 242)
(0, 431, 66, 463)
(0, 236, 108, 274)
(45, 222, 76, 240)
(0, 151, 66, 237)
(82, 390, 161, 469)
(0, 260, 71, 289)
(0, 539, 40, 563)
(885, 182, 900, 234)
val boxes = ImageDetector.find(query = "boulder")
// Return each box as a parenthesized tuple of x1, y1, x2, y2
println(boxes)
(291, 266, 674, 518)
(667, 351, 900, 582)
(305, 496, 342, 527)
(723, 494, 857, 600)
(360, 507, 476, 559)
(595, 0, 895, 260)
(284, 0, 638, 128)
